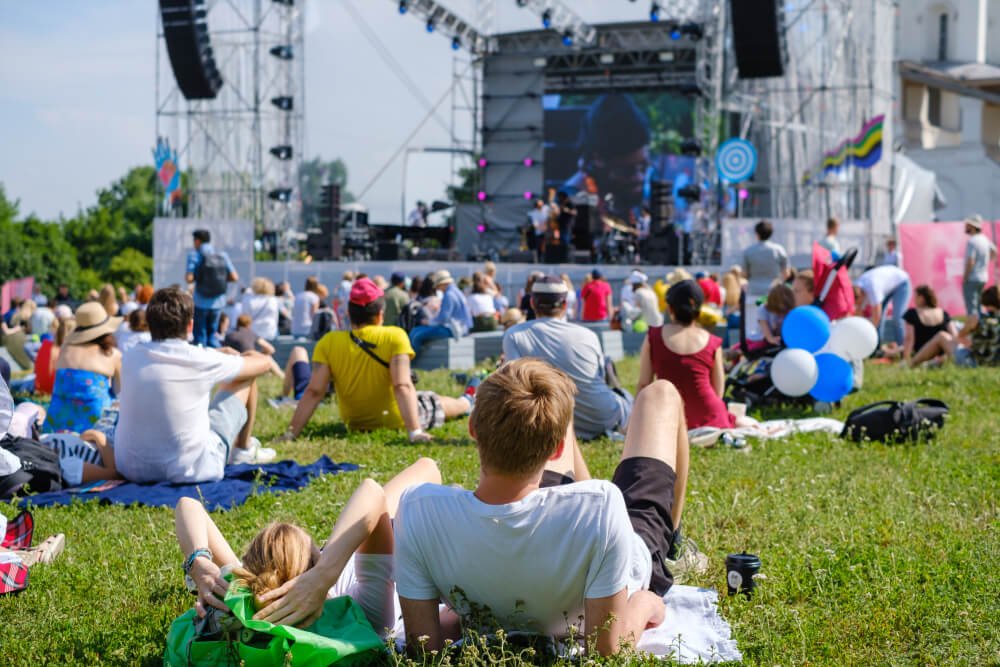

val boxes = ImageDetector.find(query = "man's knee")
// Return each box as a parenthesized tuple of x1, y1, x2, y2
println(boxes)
(289, 345, 309, 363)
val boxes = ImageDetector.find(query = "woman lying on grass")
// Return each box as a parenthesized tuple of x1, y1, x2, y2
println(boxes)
(175, 457, 440, 636)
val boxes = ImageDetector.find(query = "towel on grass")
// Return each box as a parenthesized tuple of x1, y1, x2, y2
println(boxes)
(689, 417, 844, 447)
(17, 456, 358, 511)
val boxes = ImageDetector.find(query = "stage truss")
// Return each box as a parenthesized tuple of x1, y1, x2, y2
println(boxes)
(155, 0, 305, 234)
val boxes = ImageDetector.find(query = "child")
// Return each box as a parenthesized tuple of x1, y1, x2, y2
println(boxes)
(755, 283, 796, 349)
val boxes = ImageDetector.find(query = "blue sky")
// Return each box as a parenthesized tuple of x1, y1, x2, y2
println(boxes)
(0, 1, 650, 223)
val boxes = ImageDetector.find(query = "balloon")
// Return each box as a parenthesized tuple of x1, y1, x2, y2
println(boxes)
(810, 353, 854, 403)
(781, 305, 831, 353)
(827, 316, 879, 361)
(632, 319, 649, 333)
(770, 348, 820, 397)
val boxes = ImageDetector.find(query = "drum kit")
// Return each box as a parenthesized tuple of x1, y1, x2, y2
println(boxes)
(597, 214, 638, 264)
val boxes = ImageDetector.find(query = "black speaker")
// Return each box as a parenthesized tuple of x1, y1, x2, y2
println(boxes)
(306, 232, 341, 261)
(649, 181, 674, 236)
(376, 241, 401, 261)
(159, 0, 223, 100)
(318, 184, 341, 235)
(543, 244, 569, 264)
(729, 0, 786, 79)
(502, 251, 536, 263)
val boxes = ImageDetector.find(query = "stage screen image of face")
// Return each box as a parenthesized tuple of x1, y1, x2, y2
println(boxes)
(543, 91, 695, 222)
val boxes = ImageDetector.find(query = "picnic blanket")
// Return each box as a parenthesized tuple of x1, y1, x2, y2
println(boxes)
(17, 456, 358, 511)
(689, 417, 844, 447)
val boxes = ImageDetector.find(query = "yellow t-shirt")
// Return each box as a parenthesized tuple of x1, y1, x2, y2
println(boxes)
(653, 280, 669, 313)
(312, 325, 415, 431)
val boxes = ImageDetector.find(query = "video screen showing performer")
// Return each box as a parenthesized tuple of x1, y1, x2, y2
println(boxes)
(543, 91, 696, 235)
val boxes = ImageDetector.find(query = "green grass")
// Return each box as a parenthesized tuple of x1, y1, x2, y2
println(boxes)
(3, 359, 1000, 665)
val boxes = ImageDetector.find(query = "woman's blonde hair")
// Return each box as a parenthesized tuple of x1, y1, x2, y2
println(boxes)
(722, 272, 740, 309)
(99, 284, 118, 318)
(232, 523, 318, 599)
(56, 318, 76, 347)
(560, 273, 574, 292)
(251, 277, 275, 296)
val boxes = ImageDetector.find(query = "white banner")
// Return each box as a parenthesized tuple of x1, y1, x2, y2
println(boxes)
(153, 218, 254, 294)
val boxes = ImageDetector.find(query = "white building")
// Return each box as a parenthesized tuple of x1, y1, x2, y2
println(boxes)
(896, 0, 1000, 220)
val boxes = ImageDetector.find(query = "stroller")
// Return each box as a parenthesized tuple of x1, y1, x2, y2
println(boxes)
(725, 246, 858, 409)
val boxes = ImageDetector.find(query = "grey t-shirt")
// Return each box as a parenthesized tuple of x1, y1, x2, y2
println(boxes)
(743, 240, 789, 295)
(965, 233, 996, 284)
(503, 318, 624, 439)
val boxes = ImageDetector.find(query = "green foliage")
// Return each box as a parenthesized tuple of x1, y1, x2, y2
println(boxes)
(0, 185, 83, 296)
(108, 248, 153, 288)
(3, 360, 1000, 665)
(299, 157, 355, 231)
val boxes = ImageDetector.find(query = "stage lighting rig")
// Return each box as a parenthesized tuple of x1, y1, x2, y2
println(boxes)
(398, 0, 408, 14)
(678, 184, 701, 202)
(680, 138, 702, 157)
(270, 96, 293, 111)
(269, 145, 293, 160)
(452, 36, 461, 50)
(269, 45, 293, 59)
(650, 3, 661, 22)
(426, 17, 436, 32)
(268, 188, 293, 202)
(542, 10, 552, 28)
(388, 0, 488, 53)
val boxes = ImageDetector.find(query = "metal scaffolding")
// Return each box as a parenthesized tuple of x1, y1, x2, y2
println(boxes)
(155, 0, 305, 232)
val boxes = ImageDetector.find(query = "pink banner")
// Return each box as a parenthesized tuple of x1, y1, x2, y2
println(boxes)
(1, 277, 35, 315)
(899, 221, 997, 315)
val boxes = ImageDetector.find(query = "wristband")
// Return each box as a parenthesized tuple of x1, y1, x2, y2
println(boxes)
(183, 548, 213, 575)
(408, 428, 425, 440)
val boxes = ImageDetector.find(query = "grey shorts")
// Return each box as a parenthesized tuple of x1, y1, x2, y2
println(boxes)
(612, 387, 635, 431)
(954, 346, 977, 368)
(209, 390, 249, 460)
(416, 391, 446, 431)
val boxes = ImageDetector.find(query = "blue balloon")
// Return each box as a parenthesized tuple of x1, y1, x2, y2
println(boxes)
(781, 305, 831, 353)
(810, 353, 854, 403)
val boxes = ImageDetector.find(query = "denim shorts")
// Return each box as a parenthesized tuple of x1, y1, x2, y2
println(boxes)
(209, 390, 249, 460)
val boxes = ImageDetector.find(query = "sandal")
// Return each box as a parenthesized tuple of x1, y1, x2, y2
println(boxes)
(13, 533, 65, 567)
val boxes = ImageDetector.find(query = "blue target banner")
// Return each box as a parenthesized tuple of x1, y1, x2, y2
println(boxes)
(716, 138, 757, 183)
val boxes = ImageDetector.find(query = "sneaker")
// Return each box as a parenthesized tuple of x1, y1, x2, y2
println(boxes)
(666, 535, 710, 585)
(14, 533, 65, 567)
(229, 438, 277, 465)
(461, 375, 482, 413)
(267, 397, 298, 409)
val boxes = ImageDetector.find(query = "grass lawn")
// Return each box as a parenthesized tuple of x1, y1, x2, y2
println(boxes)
(2, 358, 1000, 665)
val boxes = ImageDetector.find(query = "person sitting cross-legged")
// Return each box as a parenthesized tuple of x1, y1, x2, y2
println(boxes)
(274, 278, 475, 445)
(395, 358, 701, 657)
(503, 274, 632, 440)
(114, 287, 278, 484)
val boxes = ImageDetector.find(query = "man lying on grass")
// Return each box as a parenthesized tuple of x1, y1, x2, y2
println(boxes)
(273, 277, 476, 445)
(394, 358, 696, 656)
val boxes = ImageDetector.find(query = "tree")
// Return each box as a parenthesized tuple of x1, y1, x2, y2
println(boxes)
(298, 157, 355, 230)
(108, 248, 153, 287)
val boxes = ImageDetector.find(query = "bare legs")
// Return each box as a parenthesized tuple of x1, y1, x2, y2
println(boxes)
(79, 429, 121, 483)
(909, 330, 958, 367)
(621, 380, 689, 530)
(439, 395, 473, 419)
(543, 422, 592, 482)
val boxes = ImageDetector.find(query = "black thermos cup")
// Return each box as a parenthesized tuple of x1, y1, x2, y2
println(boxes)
(725, 552, 761, 596)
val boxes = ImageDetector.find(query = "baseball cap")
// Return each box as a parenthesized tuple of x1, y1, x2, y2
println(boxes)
(591, 269, 603, 280)
(390, 272, 406, 285)
(532, 275, 569, 295)
(349, 277, 384, 306)
(628, 271, 648, 285)
(695, 271, 707, 280)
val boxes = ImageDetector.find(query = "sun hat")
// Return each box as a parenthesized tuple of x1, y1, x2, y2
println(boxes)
(964, 214, 984, 232)
(349, 278, 384, 306)
(500, 307, 526, 327)
(66, 302, 122, 345)
(430, 270, 455, 287)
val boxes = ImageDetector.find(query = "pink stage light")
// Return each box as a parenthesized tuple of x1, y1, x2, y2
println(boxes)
(478, 158, 487, 168)
(477, 191, 487, 201)
(738, 189, 749, 200)
(476, 224, 486, 233)
(523, 158, 533, 167)
(524, 191, 533, 199)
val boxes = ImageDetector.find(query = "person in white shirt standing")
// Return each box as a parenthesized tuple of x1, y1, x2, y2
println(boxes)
(962, 215, 998, 316)
(817, 216, 841, 257)
(291, 276, 321, 338)
(526, 199, 550, 255)
(114, 287, 278, 484)
(394, 358, 696, 657)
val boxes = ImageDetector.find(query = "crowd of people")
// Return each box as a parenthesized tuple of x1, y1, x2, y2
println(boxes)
(2, 219, 999, 657)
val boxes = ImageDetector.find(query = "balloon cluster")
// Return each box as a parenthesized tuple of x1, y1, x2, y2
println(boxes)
(769, 306, 878, 403)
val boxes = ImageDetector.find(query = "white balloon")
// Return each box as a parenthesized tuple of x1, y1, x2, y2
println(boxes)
(827, 317, 879, 361)
(770, 348, 820, 397)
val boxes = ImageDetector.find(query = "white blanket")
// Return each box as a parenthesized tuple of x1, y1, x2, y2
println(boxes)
(689, 417, 844, 447)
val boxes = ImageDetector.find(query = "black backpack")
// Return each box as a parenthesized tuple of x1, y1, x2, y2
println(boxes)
(310, 309, 335, 341)
(194, 253, 229, 298)
(396, 301, 426, 333)
(841, 399, 949, 444)
(0, 434, 64, 500)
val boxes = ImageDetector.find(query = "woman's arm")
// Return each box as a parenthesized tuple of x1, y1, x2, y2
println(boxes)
(256, 338, 276, 355)
(175, 497, 241, 615)
(636, 338, 654, 394)
(760, 319, 779, 345)
(112, 351, 122, 395)
(711, 346, 726, 397)
(902, 322, 916, 361)
(957, 314, 979, 343)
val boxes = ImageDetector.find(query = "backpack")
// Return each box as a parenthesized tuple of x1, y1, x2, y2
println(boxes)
(841, 399, 949, 444)
(0, 434, 64, 500)
(310, 309, 335, 341)
(397, 301, 425, 333)
(970, 311, 1000, 366)
(194, 253, 229, 298)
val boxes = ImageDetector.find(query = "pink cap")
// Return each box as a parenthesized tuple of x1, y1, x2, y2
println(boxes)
(349, 277, 384, 306)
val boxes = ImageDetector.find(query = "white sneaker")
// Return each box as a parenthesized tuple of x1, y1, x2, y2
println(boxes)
(230, 437, 277, 464)
(267, 397, 298, 409)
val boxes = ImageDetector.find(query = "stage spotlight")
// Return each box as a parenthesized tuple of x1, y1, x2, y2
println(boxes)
(599, 53, 615, 64)
(523, 158, 534, 167)
(272, 0, 293, 5)
(670, 28, 681, 40)
(269, 145, 293, 160)
(476, 224, 487, 233)
(680, 138, 702, 156)
(426, 17, 435, 32)
(658, 51, 675, 61)
(478, 158, 488, 168)
(650, 2, 661, 21)
(269, 45, 293, 60)
(533, 56, 547, 68)
(515, 0, 528, 6)
(738, 189, 749, 200)
(398, 0, 408, 14)
(562, 31, 573, 46)
(270, 96, 293, 111)
(477, 191, 487, 201)
(452, 36, 461, 50)
(541, 9, 552, 28)
(268, 188, 293, 202)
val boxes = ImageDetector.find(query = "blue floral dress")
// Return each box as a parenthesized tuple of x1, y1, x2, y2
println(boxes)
(45, 369, 115, 433)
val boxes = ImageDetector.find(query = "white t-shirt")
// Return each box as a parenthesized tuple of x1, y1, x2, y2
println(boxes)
(395, 481, 651, 638)
(633, 286, 663, 327)
(113, 321, 152, 355)
(466, 293, 496, 317)
(528, 206, 550, 235)
(240, 294, 279, 340)
(620, 284, 636, 308)
(115, 340, 244, 483)
(965, 233, 997, 284)
(855, 265, 910, 304)
(291, 290, 320, 337)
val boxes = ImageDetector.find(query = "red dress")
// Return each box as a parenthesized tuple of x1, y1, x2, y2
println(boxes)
(647, 327, 735, 430)
(33, 339, 56, 395)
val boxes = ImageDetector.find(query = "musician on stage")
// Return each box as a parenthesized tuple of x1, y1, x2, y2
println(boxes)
(526, 198, 551, 253)
(555, 191, 577, 246)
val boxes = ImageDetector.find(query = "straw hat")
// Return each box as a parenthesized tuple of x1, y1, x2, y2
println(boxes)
(66, 302, 121, 345)
(964, 214, 984, 232)
(430, 270, 454, 287)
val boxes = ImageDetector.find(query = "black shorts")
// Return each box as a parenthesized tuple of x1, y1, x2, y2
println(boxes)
(540, 456, 676, 596)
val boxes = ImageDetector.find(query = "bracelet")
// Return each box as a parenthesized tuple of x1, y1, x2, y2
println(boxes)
(408, 428, 425, 440)
(183, 548, 213, 575)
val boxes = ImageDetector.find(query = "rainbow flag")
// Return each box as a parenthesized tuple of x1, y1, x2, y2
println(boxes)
(802, 114, 884, 184)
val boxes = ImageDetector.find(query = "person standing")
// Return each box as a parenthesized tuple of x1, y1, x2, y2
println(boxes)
(882, 238, 900, 267)
(742, 220, 789, 339)
(854, 265, 912, 346)
(185, 229, 238, 348)
(527, 199, 550, 255)
(383, 273, 409, 328)
(962, 215, 997, 316)
(291, 276, 321, 338)
(817, 217, 841, 257)
(581, 269, 613, 322)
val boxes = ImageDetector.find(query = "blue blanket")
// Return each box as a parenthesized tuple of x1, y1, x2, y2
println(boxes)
(19, 456, 358, 511)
